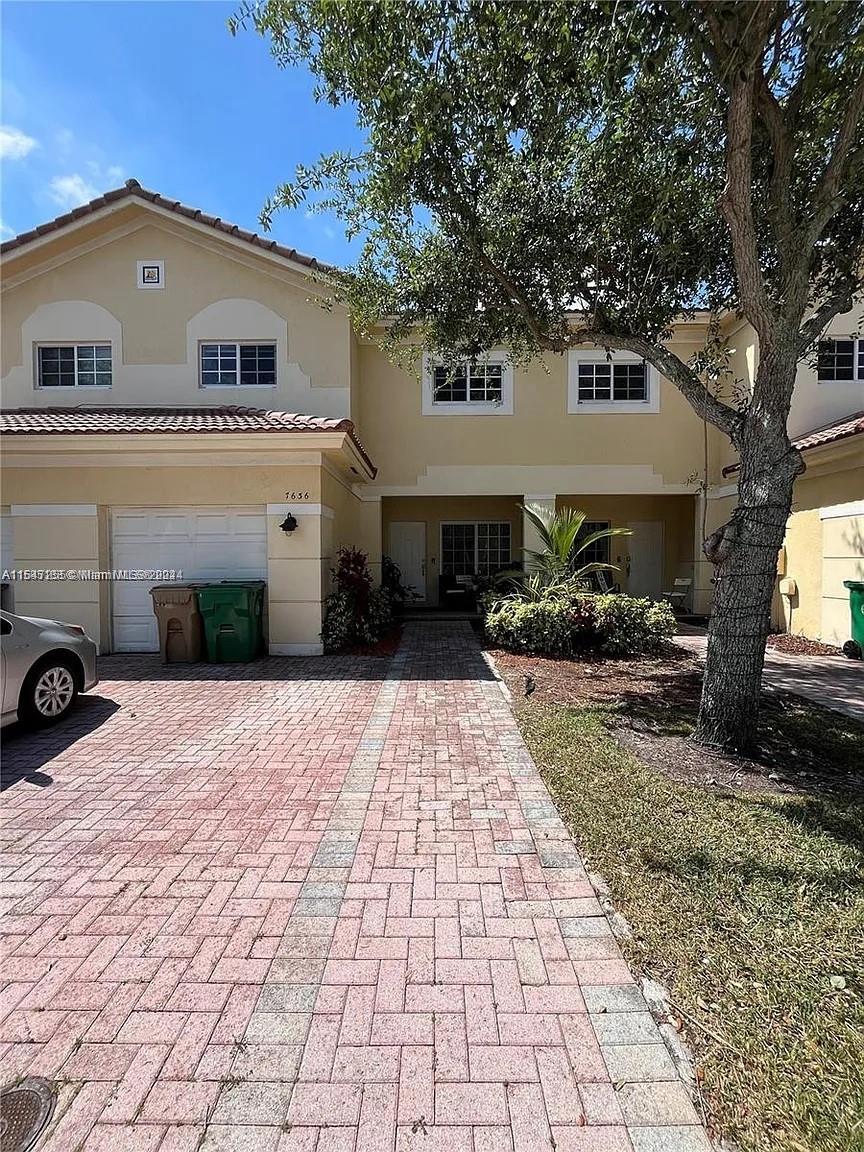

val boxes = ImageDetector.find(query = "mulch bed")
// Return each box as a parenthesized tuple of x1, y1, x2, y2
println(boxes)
(765, 633, 842, 657)
(488, 644, 864, 798)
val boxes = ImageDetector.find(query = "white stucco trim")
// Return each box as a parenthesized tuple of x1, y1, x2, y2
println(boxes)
(11, 504, 97, 517)
(421, 351, 515, 416)
(365, 463, 692, 497)
(567, 349, 660, 414)
(266, 503, 334, 519)
(269, 642, 325, 656)
(136, 260, 165, 290)
(820, 500, 864, 519)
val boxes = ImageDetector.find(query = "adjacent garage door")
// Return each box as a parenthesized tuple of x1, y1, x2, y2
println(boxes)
(820, 502, 864, 646)
(110, 507, 267, 652)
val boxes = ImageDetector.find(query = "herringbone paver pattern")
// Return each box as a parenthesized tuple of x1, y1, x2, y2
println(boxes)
(0, 624, 710, 1151)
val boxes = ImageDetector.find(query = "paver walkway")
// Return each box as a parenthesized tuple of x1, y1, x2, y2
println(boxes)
(674, 627, 864, 723)
(1, 623, 710, 1152)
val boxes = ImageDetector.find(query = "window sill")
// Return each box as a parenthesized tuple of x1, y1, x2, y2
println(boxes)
(35, 385, 112, 392)
(199, 384, 278, 390)
(423, 402, 513, 416)
(569, 400, 659, 414)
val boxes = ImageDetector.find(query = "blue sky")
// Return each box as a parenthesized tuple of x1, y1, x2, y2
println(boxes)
(0, 1, 365, 265)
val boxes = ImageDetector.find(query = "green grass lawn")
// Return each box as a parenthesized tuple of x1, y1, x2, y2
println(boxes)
(518, 698, 864, 1152)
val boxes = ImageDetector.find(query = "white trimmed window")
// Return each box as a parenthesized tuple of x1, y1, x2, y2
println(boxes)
(441, 522, 512, 577)
(567, 350, 658, 413)
(200, 342, 276, 387)
(817, 338, 864, 382)
(37, 344, 112, 388)
(422, 352, 514, 415)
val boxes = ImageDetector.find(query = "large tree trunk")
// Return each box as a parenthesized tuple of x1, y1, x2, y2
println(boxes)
(693, 352, 804, 754)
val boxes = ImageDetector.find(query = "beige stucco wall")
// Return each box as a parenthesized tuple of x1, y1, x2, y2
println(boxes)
(1, 454, 329, 654)
(2, 207, 352, 417)
(787, 302, 864, 440)
(322, 469, 383, 592)
(357, 336, 711, 497)
(779, 459, 863, 643)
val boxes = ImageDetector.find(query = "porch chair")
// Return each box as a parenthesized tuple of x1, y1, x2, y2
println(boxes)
(592, 570, 621, 593)
(661, 577, 692, 613)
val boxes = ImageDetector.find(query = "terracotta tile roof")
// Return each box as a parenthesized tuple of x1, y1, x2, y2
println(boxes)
(722, 410, 864, 476)
(792, 410, 864, 452)
(0, 406, 375, 474)
(0, 179, 334, 274)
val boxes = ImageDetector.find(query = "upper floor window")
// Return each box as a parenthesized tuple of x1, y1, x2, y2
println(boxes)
(200, 342, 276, 388)
(577, 361, 647, 402)
(817, 338, 863, 383)
(433, 362, 503, 404)
(422, 352, 514, 415)
(567, 351, 658, 413)
(38, 344, 112, 388)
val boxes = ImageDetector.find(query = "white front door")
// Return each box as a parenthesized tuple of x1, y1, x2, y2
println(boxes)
(388, 522, 426, 603)
(627, 520, 665, 599)
(110, 506, 267, 652)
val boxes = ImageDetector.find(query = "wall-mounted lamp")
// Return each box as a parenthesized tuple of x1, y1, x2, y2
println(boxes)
(279, 513, 298, 534)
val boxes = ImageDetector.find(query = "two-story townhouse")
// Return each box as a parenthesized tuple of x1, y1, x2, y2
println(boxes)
(1, 180, 861, 654)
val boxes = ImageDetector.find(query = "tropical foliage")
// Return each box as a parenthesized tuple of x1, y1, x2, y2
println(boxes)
(321, 547, 393, 651)
(235, 0, 864, 751)
(519, 503, 630, 586)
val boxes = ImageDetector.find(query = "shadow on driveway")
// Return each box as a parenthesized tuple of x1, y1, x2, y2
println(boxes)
(1, 695, 121, 788)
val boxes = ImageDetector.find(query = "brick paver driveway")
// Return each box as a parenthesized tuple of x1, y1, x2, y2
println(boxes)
(1, 623, 709, 1152)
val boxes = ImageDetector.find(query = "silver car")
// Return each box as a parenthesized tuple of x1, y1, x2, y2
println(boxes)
(1, 611, 99, 728)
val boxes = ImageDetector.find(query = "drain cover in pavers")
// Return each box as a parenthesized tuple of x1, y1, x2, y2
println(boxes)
(0, 1078, 56, 1152)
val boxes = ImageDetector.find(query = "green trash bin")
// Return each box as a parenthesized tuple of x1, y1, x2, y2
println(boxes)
(197, 580, 265, 663)
(842, 580, 864, 658)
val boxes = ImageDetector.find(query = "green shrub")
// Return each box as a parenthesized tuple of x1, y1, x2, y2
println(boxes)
(321, 547, 394, 652)
(484, 589, 675, 658)
(591, 592, 676, 655)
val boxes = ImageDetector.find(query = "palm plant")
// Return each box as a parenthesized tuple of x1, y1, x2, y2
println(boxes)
(515, 504, 631, 588)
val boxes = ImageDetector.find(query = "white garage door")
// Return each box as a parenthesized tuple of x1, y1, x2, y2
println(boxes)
(111, 507, 267, 652)
(820, 502, 864, 646)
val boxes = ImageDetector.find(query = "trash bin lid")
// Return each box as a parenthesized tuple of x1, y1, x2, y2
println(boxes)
(150, 584, 200, 604)
(842, 581, 864, 591)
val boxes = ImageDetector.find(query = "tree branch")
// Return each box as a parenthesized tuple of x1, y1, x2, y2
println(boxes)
(701, 3, 778, 342)
(718, 71, 777, 342)
(805, 67, 864, 246)
(797, 277, 860, 355)
(569, 327, 743, 442)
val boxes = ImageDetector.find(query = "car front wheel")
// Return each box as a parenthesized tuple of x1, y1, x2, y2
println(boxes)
(21, 658, 79, 727)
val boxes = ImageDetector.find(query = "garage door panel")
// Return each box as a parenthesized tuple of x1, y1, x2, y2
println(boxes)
(111, 506, 267, 652)
(820, 510, 864, 645)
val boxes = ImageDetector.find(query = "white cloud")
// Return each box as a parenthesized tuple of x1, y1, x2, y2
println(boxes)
(0, 125, 38, 160)
(0, 219, 14, 238)
(49, 173, 100, 209)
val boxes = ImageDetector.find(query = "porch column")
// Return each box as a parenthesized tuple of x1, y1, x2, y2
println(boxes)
(522, 494, 557, 570)
(266, 502, 327, 656)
